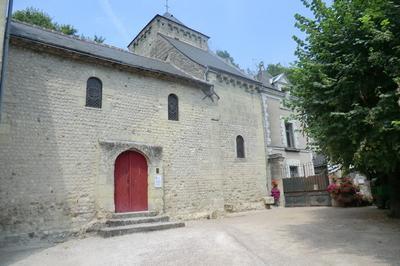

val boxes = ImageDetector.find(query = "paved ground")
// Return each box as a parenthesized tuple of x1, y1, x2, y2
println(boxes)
(1, 207, 400, 266)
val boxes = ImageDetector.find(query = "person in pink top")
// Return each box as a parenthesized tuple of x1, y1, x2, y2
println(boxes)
(271, 181, 281, 206)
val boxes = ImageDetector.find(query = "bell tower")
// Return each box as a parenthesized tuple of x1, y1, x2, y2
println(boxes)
(128, 12, 210, 57)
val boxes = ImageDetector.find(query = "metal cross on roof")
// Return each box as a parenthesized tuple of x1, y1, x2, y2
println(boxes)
(165, 0, 169, 13)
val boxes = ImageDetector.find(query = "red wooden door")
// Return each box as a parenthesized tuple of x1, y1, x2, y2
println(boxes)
(114, 151, 148, 213)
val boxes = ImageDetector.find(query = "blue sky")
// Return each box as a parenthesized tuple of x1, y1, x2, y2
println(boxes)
(12, 0, 314, 71)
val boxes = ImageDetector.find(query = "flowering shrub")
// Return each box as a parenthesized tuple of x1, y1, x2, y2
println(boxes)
(327, 177, 371, 207)
(327, 183, 339, 194)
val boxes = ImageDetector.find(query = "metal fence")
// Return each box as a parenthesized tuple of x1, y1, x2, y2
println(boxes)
(280, 161, 322, 179)
(282, 174, 330, 193)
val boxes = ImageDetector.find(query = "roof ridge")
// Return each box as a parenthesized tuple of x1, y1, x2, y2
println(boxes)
(159, 33, 207, 69)
(11, 20, 130, 52)
(128, 14, 210, 48)
(162, 12, 185, 25)
(168, 63, 213, 86)
(207, 49, 254, 79)
(160, 34, 258, 83)
(10, 21, 212, 87)
(11, 20, 184, 67)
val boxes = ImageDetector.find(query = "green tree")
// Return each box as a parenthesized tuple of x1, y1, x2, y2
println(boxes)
(13, 7, 104, 43)
(13, 7, 56, 31)
(292, 0, 400, 216)
(58, 24, 78, 36)
(93, 35, 106, 44)
(266, 63, 289, 76)
(13, 7, 77, 35)
(216, 50, 240, 68)
(266, 63, 295, 82)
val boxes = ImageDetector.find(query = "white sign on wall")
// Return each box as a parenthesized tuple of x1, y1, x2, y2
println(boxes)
(155, 175, 163, 188)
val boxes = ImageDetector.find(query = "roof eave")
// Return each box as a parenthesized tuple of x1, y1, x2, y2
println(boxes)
(208, 66, 261, 85)
(11, 34, 212, 89)
(159, 34, 259, 85)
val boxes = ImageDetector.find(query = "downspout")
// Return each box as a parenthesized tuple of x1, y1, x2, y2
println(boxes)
(258, 87, 272, 195)
(0, 0, 12, 123)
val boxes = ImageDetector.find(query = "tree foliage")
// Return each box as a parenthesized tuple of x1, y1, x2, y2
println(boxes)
(266, 63, 295, 82)
(266, 63, 291, 77)
(13, 7, 77, 35)
(216, 50, 240, 68)
(13, 7, 105, 43)
(292, 0, 400, 215)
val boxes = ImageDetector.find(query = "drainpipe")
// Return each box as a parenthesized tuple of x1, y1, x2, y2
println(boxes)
(259, 87, 272, 195)
(0, 0, 12, 123)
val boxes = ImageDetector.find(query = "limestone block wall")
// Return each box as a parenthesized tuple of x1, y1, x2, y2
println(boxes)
(0, 44, 268, 240)
(211, 75, 268, 211)
(130, 16, 208, 55)
(0, 0, 7, 74)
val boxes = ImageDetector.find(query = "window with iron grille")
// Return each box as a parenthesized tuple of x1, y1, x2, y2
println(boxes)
(86, 77, 102, 108)
(168, 94, 179, 121)
(236, 135, 245, 158)
(289, 166, 299, 178)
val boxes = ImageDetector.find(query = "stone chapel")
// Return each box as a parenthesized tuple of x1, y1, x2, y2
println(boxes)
(0, 11, 272, 242)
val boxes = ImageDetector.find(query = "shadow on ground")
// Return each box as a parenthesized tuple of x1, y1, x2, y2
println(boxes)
(0, 246, 48, 266)
(283, 207, 400, 265)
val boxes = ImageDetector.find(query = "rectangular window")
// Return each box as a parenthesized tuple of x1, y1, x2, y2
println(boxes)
(285, 122, 295, 148)
(289, 166, 299, 178)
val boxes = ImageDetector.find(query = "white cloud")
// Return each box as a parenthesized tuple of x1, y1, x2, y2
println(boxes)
(99, 0, 130, 41)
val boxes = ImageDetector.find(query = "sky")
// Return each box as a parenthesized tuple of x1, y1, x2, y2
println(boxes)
(12, 0, 315, 71)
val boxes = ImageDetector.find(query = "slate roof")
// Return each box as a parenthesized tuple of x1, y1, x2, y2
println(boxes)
(163, 12, 185, 26)
(10, 21, 210, 87)
(161, 34, 258, 83)
(271, 73, 286, 84)
(255, 70, 275, 88)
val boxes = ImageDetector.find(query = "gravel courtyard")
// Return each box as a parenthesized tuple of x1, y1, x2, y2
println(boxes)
(1, 207, 400, 266)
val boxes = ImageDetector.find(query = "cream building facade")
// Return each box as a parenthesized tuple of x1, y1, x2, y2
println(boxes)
(256, 70, 314, 179)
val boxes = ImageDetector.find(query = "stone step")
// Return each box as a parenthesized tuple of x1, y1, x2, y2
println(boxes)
(98, 221, 185, 238)
(112, 211, 158, 219)
(106, 215, 170, 227)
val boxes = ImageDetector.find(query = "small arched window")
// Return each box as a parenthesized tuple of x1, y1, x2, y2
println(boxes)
(86, 77, 102, 108)
(168, 94, 179, 121)
(236, 135, 245, 158)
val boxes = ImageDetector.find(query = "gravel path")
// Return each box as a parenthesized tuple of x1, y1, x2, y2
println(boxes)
(1, 207, 400, 266)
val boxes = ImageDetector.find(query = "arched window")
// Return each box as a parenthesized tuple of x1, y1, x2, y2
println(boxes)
(236, 135, 245, 158)
(168, 94, 179, 121)
(86, 77, 102, 108)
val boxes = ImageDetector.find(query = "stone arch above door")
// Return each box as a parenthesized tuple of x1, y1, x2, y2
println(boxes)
(97, 140, 163, 215)
(114, 150, 148, 212)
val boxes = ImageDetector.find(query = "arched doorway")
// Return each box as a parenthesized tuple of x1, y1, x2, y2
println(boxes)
(114, 151, 148, 213)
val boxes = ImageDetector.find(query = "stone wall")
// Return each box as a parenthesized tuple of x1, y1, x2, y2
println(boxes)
(129, 16, 209, 54)
(0, 43, 268, 242)
(149, 36, 205, 80)
(210, 74, 268, 212)
(0, 0, 7, 76)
